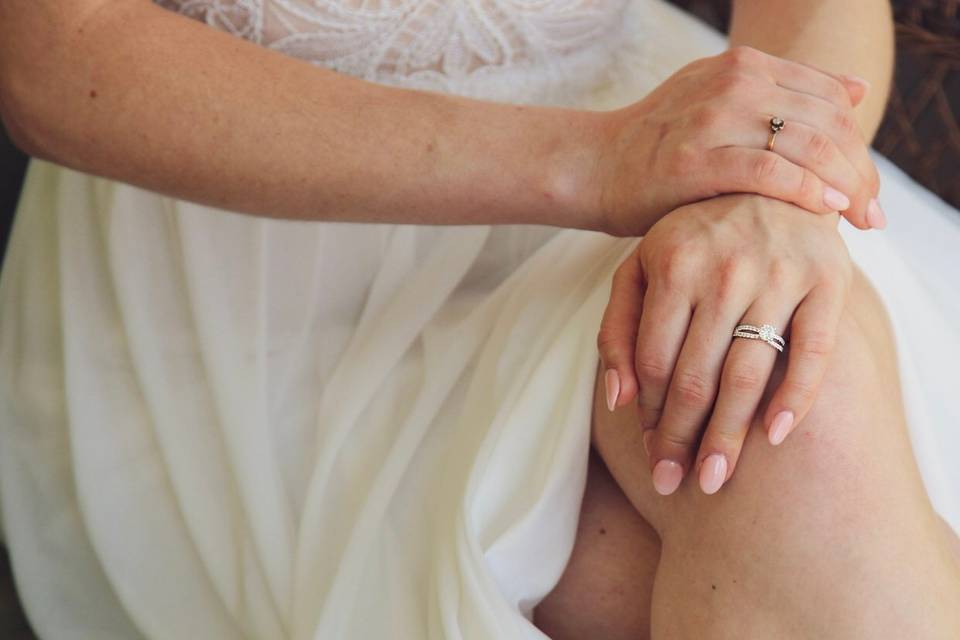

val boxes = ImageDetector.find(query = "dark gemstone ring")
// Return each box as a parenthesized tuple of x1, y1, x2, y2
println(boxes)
(767, 116, 785, 151)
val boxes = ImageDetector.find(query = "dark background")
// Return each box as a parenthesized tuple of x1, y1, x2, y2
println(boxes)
(0, 1, 957, 637)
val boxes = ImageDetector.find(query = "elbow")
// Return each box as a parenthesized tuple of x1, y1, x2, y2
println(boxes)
(0, 49, 61, 161)
(0, 0, 126, 162)
(0, 83, 47, 159)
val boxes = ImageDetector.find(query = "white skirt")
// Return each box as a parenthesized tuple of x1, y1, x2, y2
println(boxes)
(1, 1, 958, 638)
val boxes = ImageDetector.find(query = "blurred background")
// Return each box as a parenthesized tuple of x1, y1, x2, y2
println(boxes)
(0, 1, 957, 637)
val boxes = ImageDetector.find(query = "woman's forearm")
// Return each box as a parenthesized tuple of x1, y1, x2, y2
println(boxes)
(0, 1, 601, 229)
(729, 0, 894, 142)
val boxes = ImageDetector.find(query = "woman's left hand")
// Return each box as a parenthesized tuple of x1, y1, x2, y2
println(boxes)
(596, 194, 853, 495)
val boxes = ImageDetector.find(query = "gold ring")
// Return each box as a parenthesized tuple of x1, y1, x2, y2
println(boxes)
(767, 116, 785, 151)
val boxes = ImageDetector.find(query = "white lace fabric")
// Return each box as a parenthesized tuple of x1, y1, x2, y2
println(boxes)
(154, 0, 631, 103)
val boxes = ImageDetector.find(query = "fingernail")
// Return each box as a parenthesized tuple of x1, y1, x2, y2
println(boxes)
(842, 74, 872, 93)
(699, 454, 728, 495)
(604, 369, 620, 412)
(823, 186, 851, 212)
(652, 460, 683, 496)
(866, 199, 887, 230)
(769, 410, 795, 446)
(643, 429, 654, 456)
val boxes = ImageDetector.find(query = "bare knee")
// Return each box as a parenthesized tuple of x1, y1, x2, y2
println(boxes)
(592, 267, 960, 638)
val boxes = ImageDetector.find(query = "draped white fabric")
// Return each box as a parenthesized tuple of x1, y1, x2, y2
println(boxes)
(0, 1, 958, 638)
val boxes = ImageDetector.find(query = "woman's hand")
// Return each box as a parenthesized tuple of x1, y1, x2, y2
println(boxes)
(596, 194, 853, 495)
(593, 46, 883, 237)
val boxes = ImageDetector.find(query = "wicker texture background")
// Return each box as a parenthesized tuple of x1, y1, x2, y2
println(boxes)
(0, 2, 957, 637)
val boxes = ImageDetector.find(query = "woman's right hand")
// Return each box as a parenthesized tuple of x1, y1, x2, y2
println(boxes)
(592, 46, 883, 237)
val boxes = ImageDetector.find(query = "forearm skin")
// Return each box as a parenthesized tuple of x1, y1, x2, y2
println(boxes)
(0, 1, 604, 229)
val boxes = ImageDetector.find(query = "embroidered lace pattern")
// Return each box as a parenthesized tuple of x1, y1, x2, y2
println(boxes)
(154, 0, 631, 103)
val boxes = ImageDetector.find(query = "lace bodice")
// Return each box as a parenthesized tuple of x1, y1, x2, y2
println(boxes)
(154, 0, 632, 103)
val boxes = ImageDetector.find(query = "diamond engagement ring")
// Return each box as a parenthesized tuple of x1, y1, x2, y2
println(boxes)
(767, 116, 785, 151)
(733, 323, 786, 353)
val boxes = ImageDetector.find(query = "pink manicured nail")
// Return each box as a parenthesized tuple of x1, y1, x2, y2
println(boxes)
(643, 429, 654, 456)
(842, 74, 872, 93)
(823, 187, 851, 212)
(652, 460, 683, 496)
(769, 410, 795, 446)
(604, 369, 620, 412)
(699, 454, 727, 495)
(866, 199, 887, 230)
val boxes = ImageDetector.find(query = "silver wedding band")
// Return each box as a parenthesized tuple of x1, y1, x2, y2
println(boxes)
(733, 323, 786, 353)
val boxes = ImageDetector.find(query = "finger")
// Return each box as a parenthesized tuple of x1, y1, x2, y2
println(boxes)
(633, 281, 692, 438)
(708, 146, 843, 216)
(719, 46, 863, 110)
(597, 246, 645, 410)
(772, 91, 882, 229)
(695, 301, 794, 495)
(765, 53, 870, 109)
(734, 118, 863, 215)
(777, 58, 870, 107)
(648, 296, 747, 495)
(763, 284, 845, 445)
(838, 75, 870, 107)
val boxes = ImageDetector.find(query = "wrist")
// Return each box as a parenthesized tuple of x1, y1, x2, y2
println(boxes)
(518, 107, 610, 232)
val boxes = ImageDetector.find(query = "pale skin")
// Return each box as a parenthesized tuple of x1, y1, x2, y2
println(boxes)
(537, 0, 960, 637)
(1, 0, 957, 637)
(1, 1, 878, 236)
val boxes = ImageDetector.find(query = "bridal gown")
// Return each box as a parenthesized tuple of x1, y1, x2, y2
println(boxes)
(0, 1, 958, 638)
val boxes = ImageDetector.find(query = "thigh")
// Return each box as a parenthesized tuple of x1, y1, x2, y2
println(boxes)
(592, 267, 960, 638)
(533, 448, 660, 640)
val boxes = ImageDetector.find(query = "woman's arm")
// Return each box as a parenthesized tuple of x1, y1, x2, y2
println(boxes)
(729, 0, 894, 143)
(0, 1, 600, 229)
(0, 1, 879, 235)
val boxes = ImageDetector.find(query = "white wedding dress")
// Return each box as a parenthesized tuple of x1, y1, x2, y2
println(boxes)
(0, 1, 958, 638)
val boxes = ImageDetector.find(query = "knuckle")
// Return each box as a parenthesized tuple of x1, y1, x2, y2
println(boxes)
(638, 408, 662, 432)
(806, 130, 835, 165)
(635, 354, 672, 387)
(827, 77, 851, 106)
(674, 141, 699, 164)
(596, 326, 625, 356)
(794, 329, 835, 357)
(785, 377, 818, 405)
(797, 168, 820, 204)
(691, 104, 723, 130)
(832, 108, 857, 137)
(705, 426, 745, 451)
(767, 257, 789, 287)
(656, 243, 698, 286)
(725, 363, 765, 394)
(751, 153, 784, 186)
(715, 255, 751, 300)
(657, 428, 697, 449)
(715, 70, 753, 96)
(667, 142, 701, 177)
(725, 45, 761, 68)
(672, 369, 714, 408)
